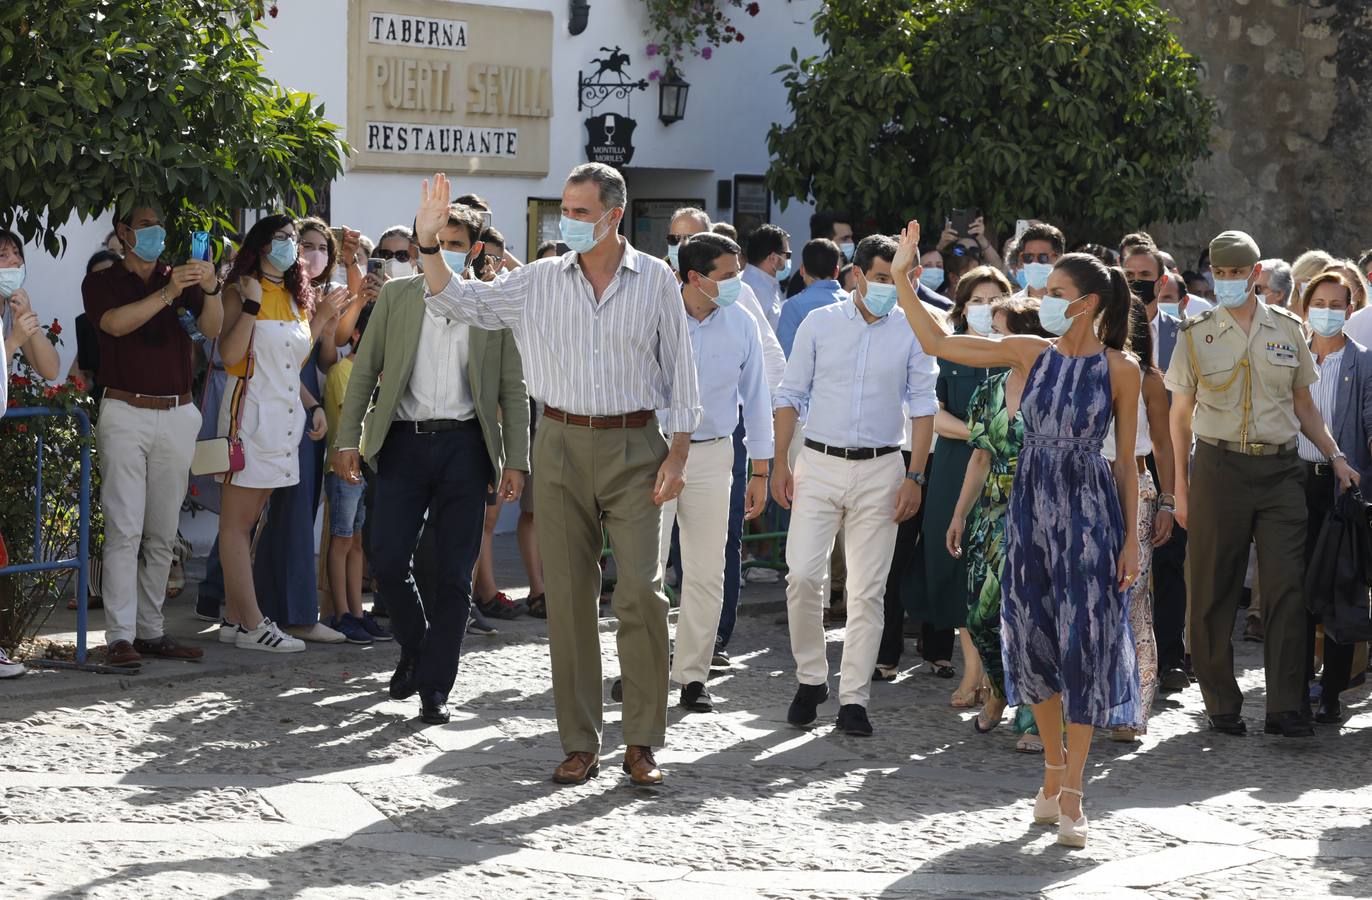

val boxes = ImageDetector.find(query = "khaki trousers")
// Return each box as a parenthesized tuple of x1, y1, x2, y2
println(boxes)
(1187, 441, 1307, 716)
(534, 417, 670, 753)
(96, 398, 201, 644)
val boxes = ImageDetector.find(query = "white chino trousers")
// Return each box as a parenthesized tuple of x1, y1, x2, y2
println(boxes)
(785, 446, 903, 707)
(96, 397, 201, 644)
(658, 436, 735, 685)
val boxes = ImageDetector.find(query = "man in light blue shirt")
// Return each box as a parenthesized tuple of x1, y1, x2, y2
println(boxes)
(776, 238, 847, 357)
(771, 233, 937, 737)
(657, 232, 774, 713)
(741, 224, 790, 331)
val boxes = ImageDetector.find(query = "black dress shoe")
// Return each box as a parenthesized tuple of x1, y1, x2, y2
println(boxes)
(836, 703, 873, 736)
(389, 649, 419, 700)
(678, 681, 713, 712)
(1208, 713, 1247, 735)
(1159, 668, 1190, 693)
(419, 692, 450, 725)
(1315, 700, 1344, 725)
(787, 682, 829, 727)
(1264, 710, 1314, 737)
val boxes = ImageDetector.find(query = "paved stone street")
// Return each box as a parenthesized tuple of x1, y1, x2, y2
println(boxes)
(3, 540, 1371, 899)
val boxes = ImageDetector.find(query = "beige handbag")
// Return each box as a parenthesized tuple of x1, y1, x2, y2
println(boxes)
(190, 336, 253, 477)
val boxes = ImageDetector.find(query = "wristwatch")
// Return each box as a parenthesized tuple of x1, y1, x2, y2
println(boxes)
(1331, 450, 1348, 463)
(418, 243, 441, 255)
(905, 471, 927, 486)
(203, 280, 222, 297)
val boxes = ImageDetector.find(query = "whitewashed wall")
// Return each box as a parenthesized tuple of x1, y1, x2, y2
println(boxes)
(21, 0, 824, 380)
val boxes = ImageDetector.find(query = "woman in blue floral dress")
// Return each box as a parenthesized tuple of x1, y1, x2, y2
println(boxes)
(895, 224, 1141, 851)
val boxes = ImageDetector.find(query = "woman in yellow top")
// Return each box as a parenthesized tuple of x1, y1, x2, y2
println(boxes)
(215, 214, 344, 653)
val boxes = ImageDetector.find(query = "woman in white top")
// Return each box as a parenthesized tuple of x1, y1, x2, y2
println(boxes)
(1101, 304, 1175, 741)
(0, 230, 60, 382)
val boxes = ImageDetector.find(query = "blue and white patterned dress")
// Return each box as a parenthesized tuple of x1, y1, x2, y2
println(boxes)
(1001, 346, 1140, 727)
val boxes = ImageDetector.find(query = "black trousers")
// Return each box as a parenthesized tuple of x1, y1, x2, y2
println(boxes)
(1148, 451, 1188, 671)
(372, 424, 491, 700)
(878, 451, 929, 667)
(1302, 466, 1357, 698)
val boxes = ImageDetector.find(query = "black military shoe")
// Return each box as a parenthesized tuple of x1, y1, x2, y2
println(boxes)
(1207, 713, 1247, 736)
(419, 691, 450, 725)
(389, 649, 419, 700)
(1264, 710, 1314, 737)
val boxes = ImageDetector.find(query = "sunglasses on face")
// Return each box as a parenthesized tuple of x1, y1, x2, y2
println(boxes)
(1019, 252, 1055, 265)
(374, 249, 412, 262)
(666, 234, 692, 246)
(950, 244, 981, 258)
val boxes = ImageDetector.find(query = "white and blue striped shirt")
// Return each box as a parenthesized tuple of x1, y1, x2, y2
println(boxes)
(425, 242, 702, 435)
(1298, 346, 1344, 463)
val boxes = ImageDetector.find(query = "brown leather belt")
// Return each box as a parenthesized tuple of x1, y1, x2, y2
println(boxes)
(103, 388, 194, 410)
(1198, 436, 1298, 457)
(544, 405, 655, 429)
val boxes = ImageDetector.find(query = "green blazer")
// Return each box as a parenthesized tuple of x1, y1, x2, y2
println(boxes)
(336, 275, 529, 476)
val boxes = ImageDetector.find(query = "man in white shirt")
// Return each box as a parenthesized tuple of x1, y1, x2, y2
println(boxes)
(772, 234, 938, 737)
(662, 232, 774, 712)
(741, 224, 791, 332)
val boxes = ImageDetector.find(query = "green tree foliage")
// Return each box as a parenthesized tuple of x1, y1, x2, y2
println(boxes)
(767, 0, 1215, 241)
(0, 1, 347, 256)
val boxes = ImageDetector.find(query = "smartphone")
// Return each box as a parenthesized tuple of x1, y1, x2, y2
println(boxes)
(949, 208, 979, 237)
(189, 231, 211, 262)
(366, 258, 385, 277)
(1014, 219, 1031, 243)
(479, 210, 493, 233)
(330, 226, 346, 248)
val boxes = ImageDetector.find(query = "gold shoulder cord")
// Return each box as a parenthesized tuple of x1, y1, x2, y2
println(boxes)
(1184, 328, 1253, 449)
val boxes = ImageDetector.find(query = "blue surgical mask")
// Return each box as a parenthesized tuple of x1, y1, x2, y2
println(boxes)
(266, 237, 298, 272)
(0, 265, 25, 298)
(441, 248, 469, 272)
(1214, 278, 1249, 308)
(863, 282, 899, 316)
(1039, 294, 1084, 336)
(667, 243, 680, 270)
(1308, 307, 1347, 338)
(966, 304, 995, 336)
(130, 224, 166, 262)
(918, 268, 945, 290)
(775, 256, 792, 282)
(1023, 262, 1053, 291)
(1158, 302, 1181, 319)
(708, 274, 742, 308)
(1012, 269, 1028, 289)
(838, 242, 855, 261)
(559, 209, 613, 254)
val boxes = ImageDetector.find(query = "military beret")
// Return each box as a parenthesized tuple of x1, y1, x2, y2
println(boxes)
(1209, 231, 1260, 268)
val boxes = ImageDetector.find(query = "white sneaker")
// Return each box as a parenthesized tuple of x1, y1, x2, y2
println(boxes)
(0, 648, 26, 679)
(284, 621, 346, 644)
(219, 620, 243, 644)
(236, 618, 305, 653)
(744, 567, 779, 584)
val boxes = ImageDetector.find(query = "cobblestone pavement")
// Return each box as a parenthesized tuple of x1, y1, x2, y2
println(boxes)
(3, 557, 1371, 898)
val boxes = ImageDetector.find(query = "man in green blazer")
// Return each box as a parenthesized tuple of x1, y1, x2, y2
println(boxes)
(334, 204, 528, 725)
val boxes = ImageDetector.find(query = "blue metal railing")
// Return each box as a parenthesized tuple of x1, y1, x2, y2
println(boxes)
(0, 406, 92, 664)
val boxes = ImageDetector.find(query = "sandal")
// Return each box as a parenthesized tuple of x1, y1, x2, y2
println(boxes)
(527, 593, 547, 619)
(872, 664, 899, 682)
(929, 662, 956, 679)
(165, 559, 186, 599)
(950, 685, 987, 708)
(1015, 733, 1045, 753)
(1110, 725, 1140, 743)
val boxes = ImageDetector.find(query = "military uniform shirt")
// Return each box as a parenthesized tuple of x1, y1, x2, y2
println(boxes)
(1163, 303, 1317, 445)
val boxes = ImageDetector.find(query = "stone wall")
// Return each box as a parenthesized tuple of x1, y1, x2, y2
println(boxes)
(1154, 0, 1372, 267)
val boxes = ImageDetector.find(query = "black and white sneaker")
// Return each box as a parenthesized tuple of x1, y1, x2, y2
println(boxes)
(710, 644, 731, 670)
(218, 620, 243, 644)
(235, 618, 305, 653)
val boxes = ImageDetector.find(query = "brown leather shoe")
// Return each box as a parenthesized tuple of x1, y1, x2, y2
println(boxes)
(133, 635, 204, 661)
(552, 752, 600, 785)
(623, 745, 664, 786)
(106, 640, 141, 666)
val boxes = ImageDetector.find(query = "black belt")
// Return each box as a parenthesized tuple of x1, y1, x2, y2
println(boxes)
(1307, 460, 1336, 477)
(690, 436, 726, 444)
(391, 418, 479, 434)
(804, 439, 900, 461)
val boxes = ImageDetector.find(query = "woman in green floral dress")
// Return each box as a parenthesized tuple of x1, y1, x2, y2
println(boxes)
(946, 297, 1050, 747)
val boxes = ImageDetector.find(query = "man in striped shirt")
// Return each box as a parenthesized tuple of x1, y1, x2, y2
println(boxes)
(414, 166, 701, 787)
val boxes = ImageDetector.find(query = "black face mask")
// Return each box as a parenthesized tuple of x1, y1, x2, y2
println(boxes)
(1131, 278, 1157, 304)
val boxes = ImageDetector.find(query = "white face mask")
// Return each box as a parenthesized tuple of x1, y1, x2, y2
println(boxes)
(386, 258, 416, 279)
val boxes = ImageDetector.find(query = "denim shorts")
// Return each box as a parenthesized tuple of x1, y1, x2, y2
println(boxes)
(325, 472, 367, 538)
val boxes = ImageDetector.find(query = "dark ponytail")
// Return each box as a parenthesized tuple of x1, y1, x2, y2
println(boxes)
(1053, 252, 1134, 354)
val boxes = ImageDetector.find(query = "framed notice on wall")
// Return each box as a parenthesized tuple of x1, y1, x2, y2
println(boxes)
(347, 0, 553, 176)
(732, 175, 770, 239)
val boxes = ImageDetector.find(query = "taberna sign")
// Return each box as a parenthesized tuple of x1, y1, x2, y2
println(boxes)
(347, 0, 553, 175)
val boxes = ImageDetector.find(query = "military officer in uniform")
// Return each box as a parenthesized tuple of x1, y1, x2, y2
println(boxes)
(1166, 230, 1358, 739)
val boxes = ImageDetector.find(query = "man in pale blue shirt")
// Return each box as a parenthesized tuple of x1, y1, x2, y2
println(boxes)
(657, 232, 774, 714)
(776, 238, 846, 357)
(771, 233, 937, 737)
(741, 224, 790, 331)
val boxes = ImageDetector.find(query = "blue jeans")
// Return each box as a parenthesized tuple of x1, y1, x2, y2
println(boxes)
(324, 472, 367, 538)
(715, 417, 747, 648)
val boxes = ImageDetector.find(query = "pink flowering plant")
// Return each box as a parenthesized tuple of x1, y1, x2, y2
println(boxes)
(1, 320, 102, 652)
(643, 0, 759, 66)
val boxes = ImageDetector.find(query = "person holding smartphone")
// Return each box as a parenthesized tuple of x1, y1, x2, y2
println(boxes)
(937, 210, 1003, 271)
